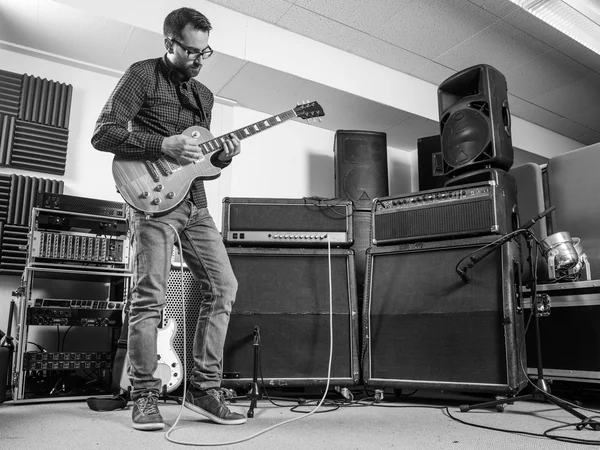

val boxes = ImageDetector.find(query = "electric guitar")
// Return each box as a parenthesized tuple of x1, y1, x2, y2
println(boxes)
(112, 101, 325, 215)
(120, 318, 183, 394)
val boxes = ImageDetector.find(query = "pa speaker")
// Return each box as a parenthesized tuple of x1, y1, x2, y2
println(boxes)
(334, 130, 388, 210)
(362, 236, 527, 394)
(223, 247, 359, 387)
(438, 64, 513, 176)
(417, 135, 451, 191)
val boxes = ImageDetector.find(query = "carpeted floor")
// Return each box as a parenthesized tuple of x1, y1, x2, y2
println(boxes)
(2, 386, 600, 449)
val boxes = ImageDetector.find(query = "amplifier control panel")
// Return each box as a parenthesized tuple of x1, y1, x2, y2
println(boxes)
(376, 185, 492, 211)
(227, 231, 341, 244)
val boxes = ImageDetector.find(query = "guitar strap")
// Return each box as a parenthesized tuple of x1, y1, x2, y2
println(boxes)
(86, 299, 130, 411)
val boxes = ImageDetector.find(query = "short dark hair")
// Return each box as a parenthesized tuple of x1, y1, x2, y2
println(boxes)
(163, 7, 212, 40)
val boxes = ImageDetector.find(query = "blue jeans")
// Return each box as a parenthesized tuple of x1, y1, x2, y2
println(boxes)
(127, 199, 238, 398)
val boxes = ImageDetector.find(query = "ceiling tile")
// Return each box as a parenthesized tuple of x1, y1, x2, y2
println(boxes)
(507, 93, 528, 111)
(570, 105, 600, 132)
(466, 0, 519, 18)
(551, 118, 599, 146)
(276, 5, 365, 52)
(218, 62, 312, 113)
(509, 101, 564, 130)
(293, 0, 416, 34)
(555, 39, 600, 74)
(206, 0, 294, 23)
(532, 74, 600, 119)
(352, 34, 431, 74)
(501, 8, 571, 49)
(410, 62, 456, 86)
(373, 0, 498, 59)
(197, 53, 248, 94)
(505, 49, 594, 100)
(435, 19, 551, 74)
(385, 115, 440, 151)
(120, 28, 167, 70)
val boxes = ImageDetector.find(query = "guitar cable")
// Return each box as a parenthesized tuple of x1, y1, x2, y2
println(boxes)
(164, 224, 335, 446)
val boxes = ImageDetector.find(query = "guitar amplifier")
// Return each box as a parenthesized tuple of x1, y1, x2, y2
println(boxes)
(222, 197, 353, 247)
(372, 171, 517, 245)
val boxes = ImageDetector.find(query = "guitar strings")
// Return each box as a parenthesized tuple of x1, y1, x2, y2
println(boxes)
(164, 225, 335, 446)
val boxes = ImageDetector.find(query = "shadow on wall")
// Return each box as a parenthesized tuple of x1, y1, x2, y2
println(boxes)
(307, 152, 335, 198)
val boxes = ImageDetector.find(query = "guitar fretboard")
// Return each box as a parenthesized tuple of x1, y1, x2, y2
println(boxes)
(198, 109, 297, 155)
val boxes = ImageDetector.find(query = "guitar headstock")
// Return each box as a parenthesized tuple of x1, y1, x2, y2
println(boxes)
(294, 101, 325, 121)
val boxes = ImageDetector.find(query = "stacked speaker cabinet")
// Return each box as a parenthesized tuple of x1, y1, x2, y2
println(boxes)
(223, 247, 359, 387)
(164, 198, 360, 389)
(362, 236, 527, 394)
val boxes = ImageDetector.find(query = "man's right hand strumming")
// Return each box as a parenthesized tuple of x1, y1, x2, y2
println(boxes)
(161, 134, 204, 164)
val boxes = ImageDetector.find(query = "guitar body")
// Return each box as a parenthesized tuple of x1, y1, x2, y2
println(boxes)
(110, 102, 325, 215)
(120, 318, 183, 394)
(112, 126, 221, 215)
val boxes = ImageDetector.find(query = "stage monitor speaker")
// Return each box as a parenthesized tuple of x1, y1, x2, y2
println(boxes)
(362, 236, 527, 394)
(417, 135, 450, 191)
(438, 64, 513, 176)
(334, 130, 388, 210)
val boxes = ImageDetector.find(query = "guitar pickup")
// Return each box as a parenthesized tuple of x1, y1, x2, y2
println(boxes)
(144, 161, 161, 182)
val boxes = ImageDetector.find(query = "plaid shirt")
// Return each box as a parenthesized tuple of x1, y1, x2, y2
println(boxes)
(92, 55, 222, 209)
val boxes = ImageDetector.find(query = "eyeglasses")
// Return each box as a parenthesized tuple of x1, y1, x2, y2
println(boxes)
(170, 38, 213, 60)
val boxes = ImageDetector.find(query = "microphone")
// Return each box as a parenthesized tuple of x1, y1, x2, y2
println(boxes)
(520, 205, 556, 230)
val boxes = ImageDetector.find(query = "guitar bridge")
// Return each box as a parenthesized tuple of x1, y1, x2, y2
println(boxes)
(155, 157, 173, 176)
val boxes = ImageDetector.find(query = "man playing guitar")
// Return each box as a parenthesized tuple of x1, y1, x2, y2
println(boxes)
(92, 7, 246, 431)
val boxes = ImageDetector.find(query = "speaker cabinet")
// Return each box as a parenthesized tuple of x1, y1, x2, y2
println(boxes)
(438, 64, 513, 176)
(334, 130, 389, 210)
(363, 236, 527, 394)
(223, 247, 359, 387)
(417, 135, 450, 191)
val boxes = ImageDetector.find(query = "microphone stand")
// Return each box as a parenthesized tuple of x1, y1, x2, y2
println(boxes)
(457, 228, 600, 430)
(229, 326, 293, 418)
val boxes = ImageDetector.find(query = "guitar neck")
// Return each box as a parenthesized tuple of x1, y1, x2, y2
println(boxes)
(199, 108, 297, 155)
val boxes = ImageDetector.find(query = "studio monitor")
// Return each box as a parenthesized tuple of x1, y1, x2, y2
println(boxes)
(362, 236, 527, 394)
(438, 64, 513, 176)
(334, 130, 389, 210)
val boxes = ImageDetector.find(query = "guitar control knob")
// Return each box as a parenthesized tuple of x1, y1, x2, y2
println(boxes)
(151, 198, 161, 205)
(166, 192, 175, 199)
(155, 185, 163, 191)
(141, 192, 149, 198)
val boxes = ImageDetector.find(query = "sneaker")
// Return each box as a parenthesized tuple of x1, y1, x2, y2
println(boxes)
(185, 388, 247, 425)
(132, 391, 165, 431)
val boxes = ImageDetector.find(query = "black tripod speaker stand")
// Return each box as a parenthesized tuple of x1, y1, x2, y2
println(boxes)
(456, 207, 600, 430)
(230, 326, 292, 418)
